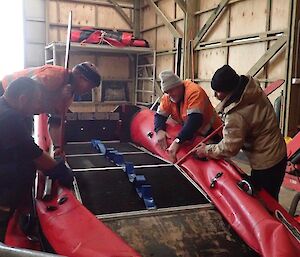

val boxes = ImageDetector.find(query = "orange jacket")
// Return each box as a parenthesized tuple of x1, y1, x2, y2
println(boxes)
(157, 80, 222, 137)
(2, 65, 72, 114)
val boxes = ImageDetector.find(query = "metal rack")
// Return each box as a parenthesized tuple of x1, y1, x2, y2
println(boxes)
(45, 42, 156, 106)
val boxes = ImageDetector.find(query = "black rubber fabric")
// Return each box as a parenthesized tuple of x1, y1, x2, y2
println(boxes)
(65, 142, 142, 155)
(67, 153, 167, 169)
(67, 155, 115, 169)
(65, 143, 99, 155)
(103, 142, 143, 153)
(75, 166, 208, 215)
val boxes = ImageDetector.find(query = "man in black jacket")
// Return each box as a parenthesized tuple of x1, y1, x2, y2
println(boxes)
(0, 77, 73, 242)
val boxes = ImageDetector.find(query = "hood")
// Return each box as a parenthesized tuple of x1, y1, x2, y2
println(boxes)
(218, 76, 263, 113)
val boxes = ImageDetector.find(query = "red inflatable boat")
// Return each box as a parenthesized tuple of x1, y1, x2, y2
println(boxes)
(3, 108, 300, 257)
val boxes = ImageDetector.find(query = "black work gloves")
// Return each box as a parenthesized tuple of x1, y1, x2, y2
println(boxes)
(45, 161, 74, 188)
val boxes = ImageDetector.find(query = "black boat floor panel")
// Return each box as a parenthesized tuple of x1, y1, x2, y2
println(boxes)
(75, 166, 207, 215)
(104, 208, 259, 257)
(65, 143, 98, 155)
(67, 155, 115, 169)
(67, 153, 167, 169)
(102, 142, 143, 153)
(65, 142, 143, 156)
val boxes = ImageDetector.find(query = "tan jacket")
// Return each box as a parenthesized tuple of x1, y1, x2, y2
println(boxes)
(204, 76, 286, 170)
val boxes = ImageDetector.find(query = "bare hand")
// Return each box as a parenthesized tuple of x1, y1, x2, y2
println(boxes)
(54, 147, 66, 160)
(156, 130, 169, 150)
(167, 140, 180, 163)
(194, 143, 207, 159)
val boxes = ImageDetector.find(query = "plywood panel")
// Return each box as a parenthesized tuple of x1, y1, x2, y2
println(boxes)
(142, 30, 156, 49)
(97, 6, 131, 30)
(230, 0, 267, 37)
(199, 0, 223, 11)
(175, 3, 184, 19)
(69, 54, 97, 69)
(228, 42, 266, 75)
(198, 48, 227, 80)
(58, 27, 68, 42)
(98, 56, 130, 79)
(199, 81, 219, 107)
(58, 2, 96, 26)
(48, 1, 58, 23)
(198, 9, 229, 41)
(156, 26, 174, 51)
(270, 0, 289, 30)
(49, 28, 59, 42)
(141, 6, 156, 30)
(175, 20, 184, 36)
(267, 40, 286, 80)
(156, 55, 174, 78)
(158, 0, 175, 20)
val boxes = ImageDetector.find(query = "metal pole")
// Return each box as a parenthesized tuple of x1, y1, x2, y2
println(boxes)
(0, 243, 64, 257)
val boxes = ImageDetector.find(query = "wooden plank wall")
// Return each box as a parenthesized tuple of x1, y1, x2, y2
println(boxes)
(46, 0, 134, 112)
(141, 0, 290, 129)
(141, 0, 184, 78)
(196, 0, 289, 108)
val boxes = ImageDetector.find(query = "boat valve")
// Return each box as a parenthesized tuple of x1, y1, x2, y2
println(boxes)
(237, 180, 253, 196)
(147, 131, 154, 138)
(210, 172, 223, 188)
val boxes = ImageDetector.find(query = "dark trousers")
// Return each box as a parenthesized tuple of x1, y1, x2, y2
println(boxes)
(251, 156, 287, 201)
(0, 81, 3, 96)
(0, 210, 11, 242)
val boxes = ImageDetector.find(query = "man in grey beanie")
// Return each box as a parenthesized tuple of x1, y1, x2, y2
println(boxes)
(154, 70, 222, 163)
(195, 64, 287, 201)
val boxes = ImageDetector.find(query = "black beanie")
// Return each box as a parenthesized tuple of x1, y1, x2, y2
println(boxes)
(211, 65, 240, 92)
(74, 62, 101, 87)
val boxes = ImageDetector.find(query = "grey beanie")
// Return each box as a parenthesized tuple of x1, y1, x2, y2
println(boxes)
(159, 70, 182, 93)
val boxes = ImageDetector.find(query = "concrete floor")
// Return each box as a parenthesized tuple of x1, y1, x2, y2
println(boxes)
(231, 154, 300, 216)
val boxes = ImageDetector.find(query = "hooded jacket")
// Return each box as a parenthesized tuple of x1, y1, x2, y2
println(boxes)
(204, 76, 286, 170)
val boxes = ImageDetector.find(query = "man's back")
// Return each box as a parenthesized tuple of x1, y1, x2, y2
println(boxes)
(223, 76, 286, 169)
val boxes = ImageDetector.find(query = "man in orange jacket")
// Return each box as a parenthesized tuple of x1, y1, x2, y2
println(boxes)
(154, 70, 222, 162)
(0, 62, 101, 154)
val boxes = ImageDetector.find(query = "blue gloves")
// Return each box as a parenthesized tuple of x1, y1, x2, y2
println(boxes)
(45, 161, 74, 188)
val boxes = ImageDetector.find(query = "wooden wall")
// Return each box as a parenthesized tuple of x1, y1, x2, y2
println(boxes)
(141, 0, 292, 131)
(45, 0, 298, 134)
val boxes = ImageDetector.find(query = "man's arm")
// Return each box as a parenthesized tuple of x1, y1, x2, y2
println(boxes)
(154, 112, 167, 132)
(177, 113, 203, 142)
(154, 112, 168, 150)
(48, 114, 62, 149)
(199, 113, 247, 159)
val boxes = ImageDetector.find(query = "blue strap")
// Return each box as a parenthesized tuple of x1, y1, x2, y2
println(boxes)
(91, 139, 106, 154)
(90, 140, 156, 210)
(123, 162, 136, 182)
(134, 175, 156, 210)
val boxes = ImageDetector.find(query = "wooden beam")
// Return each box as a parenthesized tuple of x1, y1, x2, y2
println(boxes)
(193, 0, 229, 49)
(134, 0, 140, 37)
(183, 0, 197, 79)
(107, 0, 134, 29)
(174, 0, 187, 13)
(146, 0, 183, 38)
(284, 0, 300, 136)
(247, 35, 287, 77)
